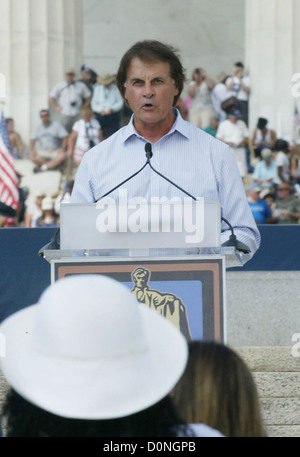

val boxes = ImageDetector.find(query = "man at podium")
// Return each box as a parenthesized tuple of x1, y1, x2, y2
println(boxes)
(70, 40, 260, 262)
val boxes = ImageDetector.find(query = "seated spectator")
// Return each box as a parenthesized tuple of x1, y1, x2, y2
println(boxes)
(35, 196, 58, 228)
(187, 68, 216, 129)
(6, 118, 26, 159)
(252, 148, 277, 189)
(262, 190, 277, 223)
(29, 109, 68, 173)
(273, 182, 300, 224)
(0, 275, 221, 437)
(171, 340, 267, 437)
(252, 117, 276, 159)
(203, 115, 220, 137)
(273, 139, 291, 186)
(247, 183, 273, 224)
(91, 72, 124, 139)
(24, 190, 45, 228)
(49, 69, 92, 133)
(67, 107, 103, 168)
(216, 108, 249, 179)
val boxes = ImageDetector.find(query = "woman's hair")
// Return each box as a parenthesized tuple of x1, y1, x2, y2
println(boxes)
(1, 388, 194, 437)
(171, 341, 267, 437)
(116, 40, 186, 106)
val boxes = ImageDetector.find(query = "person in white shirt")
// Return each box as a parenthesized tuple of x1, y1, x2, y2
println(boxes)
(91, 72, 124, 139)
(216, 108, 249, 179)
(49, 69, 92, 133)
(226, 62, 250, 125)
(67, 107, 103, 167)
(70, 40, 260, 263)
(273, 139, 291, 185)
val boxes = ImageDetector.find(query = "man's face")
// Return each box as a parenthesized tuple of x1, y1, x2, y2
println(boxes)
(228, 115, 238, 124)
(124, 57, 179, 129)
(233, 65, 243, 77)
(40, 111, 50, 125)
(66, 72, 75, 83)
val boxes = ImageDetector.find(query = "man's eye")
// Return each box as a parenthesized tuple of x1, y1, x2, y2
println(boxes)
(153, 79, 164, 85)
(132, 80, 144, 87)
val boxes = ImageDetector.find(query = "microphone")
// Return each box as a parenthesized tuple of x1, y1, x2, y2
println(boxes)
(145, 142, 153, 159)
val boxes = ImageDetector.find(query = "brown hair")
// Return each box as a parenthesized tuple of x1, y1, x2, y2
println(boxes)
(116, 40, 186, 106)
(171, 341, 267, 437)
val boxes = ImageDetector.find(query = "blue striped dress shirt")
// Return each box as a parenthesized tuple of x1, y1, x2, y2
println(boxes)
(71, 110, 260, 262)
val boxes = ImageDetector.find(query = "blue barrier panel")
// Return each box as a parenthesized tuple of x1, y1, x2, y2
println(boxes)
(0, 225, 299, 322)
(228, 224, 300, 271)
(0, 227, 55, 323)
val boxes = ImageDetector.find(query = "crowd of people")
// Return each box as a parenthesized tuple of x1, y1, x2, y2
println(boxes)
(2, 56, 300, 229)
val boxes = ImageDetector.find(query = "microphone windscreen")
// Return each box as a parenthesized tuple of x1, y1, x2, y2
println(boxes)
(145, 142, 153, 158)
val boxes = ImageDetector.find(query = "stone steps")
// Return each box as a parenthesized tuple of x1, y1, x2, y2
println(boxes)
(0, 346, 299, 437)
(237, 347, 300, 437)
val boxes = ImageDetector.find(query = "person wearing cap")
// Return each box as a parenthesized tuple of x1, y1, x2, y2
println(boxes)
(35, 196, 58, 227)
(216, 108, 249, 179)
(203, 114, 220, 137)
(90, 71, 124, 139)
(273, 182, 300, 224)
(247, 182, 273, 224)
(252, 148, 277, 189)
(0, 274, 223, 437)
(71, 40, 260, 264)
(251, 117, 276, 159)
(49, 69, 92, 133)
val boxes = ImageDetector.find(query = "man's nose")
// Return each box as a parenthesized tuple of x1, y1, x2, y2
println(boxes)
(143, 83, 154, 98)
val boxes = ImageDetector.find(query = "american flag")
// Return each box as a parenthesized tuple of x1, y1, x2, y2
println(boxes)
(0, 110, 19, 210)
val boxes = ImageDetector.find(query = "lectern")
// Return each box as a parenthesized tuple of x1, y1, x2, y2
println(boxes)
(43, 199, 244, 342)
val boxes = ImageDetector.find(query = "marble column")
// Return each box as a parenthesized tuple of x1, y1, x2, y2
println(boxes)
(0, 0, 83, 145)
(245, 0, 299, 142)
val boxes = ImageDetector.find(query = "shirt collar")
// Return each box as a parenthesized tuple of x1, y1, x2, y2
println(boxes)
(121, 108, 190, 144)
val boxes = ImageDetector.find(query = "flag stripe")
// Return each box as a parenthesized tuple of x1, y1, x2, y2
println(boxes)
(0, 111, 19, 211)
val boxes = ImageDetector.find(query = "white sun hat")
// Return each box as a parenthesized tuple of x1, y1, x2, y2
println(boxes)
(0, 274, 188, 420)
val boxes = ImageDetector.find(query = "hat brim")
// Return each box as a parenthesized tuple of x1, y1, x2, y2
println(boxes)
(97, 77, 115, 85)
(0, 302, 187, 420)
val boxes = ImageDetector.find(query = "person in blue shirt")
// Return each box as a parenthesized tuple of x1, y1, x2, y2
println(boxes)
(203, 115, 220, 137)
(252, 148, 277, 190)
(247, 183, 273, 224)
